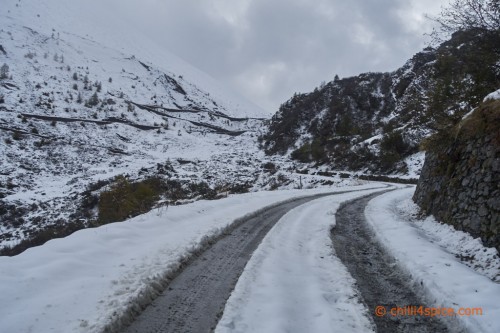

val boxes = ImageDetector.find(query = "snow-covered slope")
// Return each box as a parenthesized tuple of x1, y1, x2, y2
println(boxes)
(0, 0, 268, 119)
(0, 0, 277, 249)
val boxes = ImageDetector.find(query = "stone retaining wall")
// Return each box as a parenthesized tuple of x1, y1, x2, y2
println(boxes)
(413, 100, 500, 251)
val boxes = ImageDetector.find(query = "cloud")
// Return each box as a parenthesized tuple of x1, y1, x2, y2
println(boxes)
(115, 0, 448, 112)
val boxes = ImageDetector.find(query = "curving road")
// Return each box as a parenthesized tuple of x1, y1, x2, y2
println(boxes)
(122, 189, 453, 333)
(122, 192, 345, 333)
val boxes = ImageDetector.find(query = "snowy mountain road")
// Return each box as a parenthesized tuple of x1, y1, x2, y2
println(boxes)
(332, 192, 453, 333)
(121, 192, 348, 333)
(122, 187, 454, 333)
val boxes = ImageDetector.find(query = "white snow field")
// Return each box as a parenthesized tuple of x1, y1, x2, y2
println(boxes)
(366, 188, 500, 333)
(216, 188, 392, 333)
(0, 184, 385, 333)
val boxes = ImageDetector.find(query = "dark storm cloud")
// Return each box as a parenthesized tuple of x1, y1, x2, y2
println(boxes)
(118, 0, 447, 112)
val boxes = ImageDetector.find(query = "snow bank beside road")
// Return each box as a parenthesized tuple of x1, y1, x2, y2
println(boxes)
(0, 184, 383, 333)
(216, 188, 388, 333)
(394, 197, 500, 282)
(366, 188, 500, 333)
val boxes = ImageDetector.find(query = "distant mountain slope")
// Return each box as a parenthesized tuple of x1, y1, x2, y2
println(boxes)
(0, 0, 268, 118)
(0, 1, 270, 250)
(261, 29, 500, 175)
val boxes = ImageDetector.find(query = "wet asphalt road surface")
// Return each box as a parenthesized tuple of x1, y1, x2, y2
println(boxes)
(122, 192, 343, 333)
(332, 192, 456, 333)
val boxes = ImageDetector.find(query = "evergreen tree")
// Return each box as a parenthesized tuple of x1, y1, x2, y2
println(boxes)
(0, 63, 9, 79)
(87, 92, 99, 107)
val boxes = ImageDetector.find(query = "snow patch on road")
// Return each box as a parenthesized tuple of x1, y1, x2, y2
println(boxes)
(216, 188, 389, 333)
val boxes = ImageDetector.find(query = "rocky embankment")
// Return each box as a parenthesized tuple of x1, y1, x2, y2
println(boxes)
(414, 98, 500, 251)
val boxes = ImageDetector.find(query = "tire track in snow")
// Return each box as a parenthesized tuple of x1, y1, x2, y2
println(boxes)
(215, 189, 387, 333)
(332, 192, 453, 333)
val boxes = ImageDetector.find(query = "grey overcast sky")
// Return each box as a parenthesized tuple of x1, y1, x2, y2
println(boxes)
(118, 0, 449, 112)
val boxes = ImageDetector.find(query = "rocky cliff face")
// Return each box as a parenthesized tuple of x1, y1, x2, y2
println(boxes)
(413, 98, 500, 251)
(261, 29, 500, 175)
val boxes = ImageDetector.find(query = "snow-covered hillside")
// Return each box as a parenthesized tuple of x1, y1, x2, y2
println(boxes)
(0, 0, 360, 251)
(0, 0, 273, 249)
(0, 0, 269, 118)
